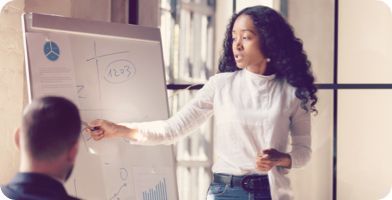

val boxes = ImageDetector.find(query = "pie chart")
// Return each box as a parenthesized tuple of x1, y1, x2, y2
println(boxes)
(43, 41, 60, 61)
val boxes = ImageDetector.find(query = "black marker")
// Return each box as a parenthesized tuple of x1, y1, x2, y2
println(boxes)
(82, 121, 99, 131)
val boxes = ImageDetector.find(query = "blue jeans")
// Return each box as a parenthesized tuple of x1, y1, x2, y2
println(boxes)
(206, 174, 272, 200)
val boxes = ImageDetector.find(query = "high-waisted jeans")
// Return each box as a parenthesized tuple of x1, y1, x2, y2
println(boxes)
(206, 173, 272, 200)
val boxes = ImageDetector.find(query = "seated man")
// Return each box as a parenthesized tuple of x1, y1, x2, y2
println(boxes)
(0, 96, 81, 200)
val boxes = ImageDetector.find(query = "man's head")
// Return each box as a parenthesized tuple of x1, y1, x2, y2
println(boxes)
(15, 96, 81, 181)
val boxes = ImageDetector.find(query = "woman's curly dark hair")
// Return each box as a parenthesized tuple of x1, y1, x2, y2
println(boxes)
(218, 6, 318, 113)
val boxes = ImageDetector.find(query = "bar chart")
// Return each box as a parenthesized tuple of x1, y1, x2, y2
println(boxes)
(142, 178, 167, 200)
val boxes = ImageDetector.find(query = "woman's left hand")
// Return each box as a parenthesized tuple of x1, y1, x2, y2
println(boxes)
(255, 148, 292, 172)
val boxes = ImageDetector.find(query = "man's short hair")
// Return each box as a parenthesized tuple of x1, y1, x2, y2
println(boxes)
(22, 96, 81, 160)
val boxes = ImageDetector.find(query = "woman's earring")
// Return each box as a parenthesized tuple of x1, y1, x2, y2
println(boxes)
(266, 58, 271, 63)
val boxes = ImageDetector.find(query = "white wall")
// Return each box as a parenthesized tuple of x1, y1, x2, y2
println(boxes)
(0, 0, 25, 184)
(339, 0, 392, 83)
(289, 0, 334, 84)
(288, 1, 334, 199)
(338, 0, 392, 199)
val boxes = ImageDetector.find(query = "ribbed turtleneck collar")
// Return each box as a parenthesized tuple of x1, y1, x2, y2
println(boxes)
(243, 68, 276, 81)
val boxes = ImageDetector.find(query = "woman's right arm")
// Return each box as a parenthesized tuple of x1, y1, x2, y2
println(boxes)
(87, 75, 218, 145)
(86, 119, 136, 141)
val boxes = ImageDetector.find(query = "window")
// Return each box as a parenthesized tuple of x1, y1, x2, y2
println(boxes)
(160, 0, 215, 199)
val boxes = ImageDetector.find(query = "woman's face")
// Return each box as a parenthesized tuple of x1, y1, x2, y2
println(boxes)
(232, 14, 269, 74)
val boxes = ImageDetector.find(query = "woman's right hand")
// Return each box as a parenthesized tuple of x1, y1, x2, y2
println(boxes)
(85, 119, 132, 141)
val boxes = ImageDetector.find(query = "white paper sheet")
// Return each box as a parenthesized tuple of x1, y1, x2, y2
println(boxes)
(26, 32, 79, 104)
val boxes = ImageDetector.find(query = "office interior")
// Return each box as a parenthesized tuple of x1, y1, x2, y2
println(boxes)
(0, 0, 391, 199)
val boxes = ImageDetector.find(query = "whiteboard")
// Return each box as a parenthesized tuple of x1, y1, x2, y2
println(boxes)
(22, 13, 178, 200)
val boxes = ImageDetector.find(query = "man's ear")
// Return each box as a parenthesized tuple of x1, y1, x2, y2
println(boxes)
(67, 140, 79, 163)
(14, 128, 20, 150)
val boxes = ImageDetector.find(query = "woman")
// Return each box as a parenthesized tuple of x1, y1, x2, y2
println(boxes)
(87, 5, 317, 200)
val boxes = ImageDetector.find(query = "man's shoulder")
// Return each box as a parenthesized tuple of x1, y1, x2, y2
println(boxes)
(0, 185, 80, 200)
(0, 186, 13, 200)
(66, 195, 81, 200)
(1, 178, 80, 200)
(63, 195, 81, 200)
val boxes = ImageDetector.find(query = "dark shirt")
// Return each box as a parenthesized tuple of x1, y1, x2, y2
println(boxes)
(0, 172, 80, 200)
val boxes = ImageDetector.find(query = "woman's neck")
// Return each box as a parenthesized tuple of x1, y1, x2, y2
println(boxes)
(245, 65, 273, 75)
